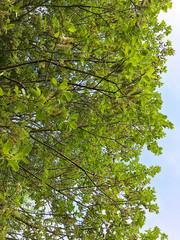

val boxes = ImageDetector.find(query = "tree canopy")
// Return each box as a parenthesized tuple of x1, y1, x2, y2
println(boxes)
(0, 0, 174, 239)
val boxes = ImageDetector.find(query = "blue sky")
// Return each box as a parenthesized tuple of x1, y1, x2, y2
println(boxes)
(140, 1, 180, 239)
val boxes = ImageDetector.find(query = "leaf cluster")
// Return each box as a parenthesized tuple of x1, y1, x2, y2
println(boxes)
(0, 0, 173, 239)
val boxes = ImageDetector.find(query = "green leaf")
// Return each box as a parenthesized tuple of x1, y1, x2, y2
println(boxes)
(36, 87, 41, 96)
(52, 78, 58, 87)
(71, 113, 79, 121)
(13, 0, 23, 14)
(7, 24, 15, 30)
(68, 25, 76, 32)
(52, 17, 59, 28)
(0, 87, 4, 96)
(59, 81, 67, 90)
(58, 122, 65, 130)
(22, 157, 29, 164)
(125, 46, 132, 56)
(63, 91, 72, 101)
(21, 145, 32, 155)
(70, 121, 77, 129)
(167, 2, 172, 9)
(54, 32, 60, 38)
(8, 160, 19, 171)
(60, 94, 67, 102)
(3, 141, 12, 155)
(15, 86, 19, 94)
(39, 96, 46, 104)
(30, 88, 38, 97)
(21, 88, 26, 96)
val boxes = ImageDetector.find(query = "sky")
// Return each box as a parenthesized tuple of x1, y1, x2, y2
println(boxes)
(140, 1, 180, 239)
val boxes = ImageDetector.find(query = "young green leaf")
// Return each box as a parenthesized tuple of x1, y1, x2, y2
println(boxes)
(52, 17, 60, 28)
(8, 160, 19, 171)
(3, 141, 12, 155)
(0, 87, 4, 96)
(70, 121, 77, 129)
(52, 78, 58, 87)
(63, 91, 72, 101)
(68, 25, 76, 32)
(71, 113, 79, 121)
(59, 81, 67, 90)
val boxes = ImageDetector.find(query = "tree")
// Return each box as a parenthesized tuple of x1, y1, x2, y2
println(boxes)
(0, 0, 173, 239)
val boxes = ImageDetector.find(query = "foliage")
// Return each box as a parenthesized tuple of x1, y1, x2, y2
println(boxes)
(0, 0, 173, 239)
